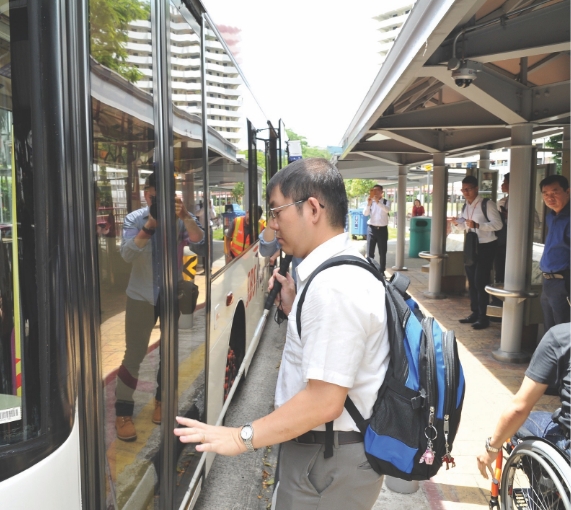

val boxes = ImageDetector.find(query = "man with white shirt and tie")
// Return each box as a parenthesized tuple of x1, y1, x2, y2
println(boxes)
(363, 185, 391, 273)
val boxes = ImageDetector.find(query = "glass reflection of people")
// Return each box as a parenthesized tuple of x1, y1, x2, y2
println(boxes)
(224, 206, 263, 262)
(115, 172, 205, 441)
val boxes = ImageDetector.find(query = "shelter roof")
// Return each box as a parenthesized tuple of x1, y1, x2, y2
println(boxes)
(339, 0, 569, 177)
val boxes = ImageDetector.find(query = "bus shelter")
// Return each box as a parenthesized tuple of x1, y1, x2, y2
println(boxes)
(338, 0, 570, 361)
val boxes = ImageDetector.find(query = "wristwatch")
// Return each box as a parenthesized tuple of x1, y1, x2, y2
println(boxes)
(485, 437, 500, 453)
(240, 423, 255, 452)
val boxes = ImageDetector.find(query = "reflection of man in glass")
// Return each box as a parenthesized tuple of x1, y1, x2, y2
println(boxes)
(225, 206, 263, 262)
(115, 172, 205, 441)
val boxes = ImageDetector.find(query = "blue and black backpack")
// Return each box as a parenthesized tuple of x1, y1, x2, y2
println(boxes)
(296, 255, 465, 480)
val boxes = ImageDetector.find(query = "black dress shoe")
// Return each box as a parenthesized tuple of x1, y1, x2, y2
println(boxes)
(472, 320, 490, 330)
(459, 314, 478, 324)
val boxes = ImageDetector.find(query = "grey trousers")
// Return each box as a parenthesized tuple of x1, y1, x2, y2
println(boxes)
(275, 440, 383, 510)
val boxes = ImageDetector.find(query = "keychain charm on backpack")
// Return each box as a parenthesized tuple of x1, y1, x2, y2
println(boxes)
(420, 407, 438, 465)
(442, 453, 455, 470)
(441, 416, 456, 470)
(420, 445, 435, 465)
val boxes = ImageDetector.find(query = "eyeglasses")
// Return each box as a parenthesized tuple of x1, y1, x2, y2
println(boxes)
(269, 198, 326, 220)
(269, 199, 307, 219)
(460, 187, 476, 193)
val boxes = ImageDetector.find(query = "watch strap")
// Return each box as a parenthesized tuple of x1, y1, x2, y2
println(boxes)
(485, 437, 500, 453)
(142, 226, 155, 236)
(241, 423, 255, 452)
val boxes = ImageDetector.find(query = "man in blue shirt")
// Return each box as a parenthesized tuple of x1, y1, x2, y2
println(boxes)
(115, 172, 205, 441)
(539, 174, 570, 332)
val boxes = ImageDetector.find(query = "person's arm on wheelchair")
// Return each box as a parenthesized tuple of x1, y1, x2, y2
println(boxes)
(476, 377, 548, 479)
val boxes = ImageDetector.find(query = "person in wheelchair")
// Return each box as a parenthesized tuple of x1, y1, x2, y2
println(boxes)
(477, 322, 570, 480)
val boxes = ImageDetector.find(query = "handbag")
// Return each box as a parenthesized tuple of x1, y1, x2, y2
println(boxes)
(178, 280, 199, 314)
(464, 231, 479, 266)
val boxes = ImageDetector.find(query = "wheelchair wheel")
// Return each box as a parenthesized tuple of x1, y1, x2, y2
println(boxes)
(501, 438, 571, 510)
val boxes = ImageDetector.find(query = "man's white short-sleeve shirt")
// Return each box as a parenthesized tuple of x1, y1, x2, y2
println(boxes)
(274, 233, 390, 432)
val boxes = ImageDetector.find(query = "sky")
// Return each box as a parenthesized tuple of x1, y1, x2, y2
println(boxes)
(203, 1, 385, 148)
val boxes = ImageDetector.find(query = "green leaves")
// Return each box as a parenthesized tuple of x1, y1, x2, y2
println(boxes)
(90, 0, 150, 83)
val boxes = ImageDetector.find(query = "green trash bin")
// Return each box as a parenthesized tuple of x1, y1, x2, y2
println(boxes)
(409, 217, 431, 257)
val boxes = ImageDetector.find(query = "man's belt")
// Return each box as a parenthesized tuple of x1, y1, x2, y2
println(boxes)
(369, 225, 387, 229)
(294, 430, 363, 445)
(542, 271, 569, 280)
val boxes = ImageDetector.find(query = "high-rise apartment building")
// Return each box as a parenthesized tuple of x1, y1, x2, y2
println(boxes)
(125, 9, 242, 145)
(375, 1, 416, 65)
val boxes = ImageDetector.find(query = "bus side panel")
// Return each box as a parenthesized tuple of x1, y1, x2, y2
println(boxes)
(207, 246, 269, 429)
(0, 411, 82, 509)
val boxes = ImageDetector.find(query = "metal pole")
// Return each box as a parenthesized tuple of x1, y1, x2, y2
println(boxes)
(493, 124, 533, 363)
(393, 165, 408, 270)
(425, 153, 446, 298)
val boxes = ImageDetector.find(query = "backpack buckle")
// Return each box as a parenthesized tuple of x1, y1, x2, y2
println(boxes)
(411, 389, 426, 410)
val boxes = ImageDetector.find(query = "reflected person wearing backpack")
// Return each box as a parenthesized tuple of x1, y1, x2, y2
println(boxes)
(175, 158, 390, 510)
(452, 176, 503, 330)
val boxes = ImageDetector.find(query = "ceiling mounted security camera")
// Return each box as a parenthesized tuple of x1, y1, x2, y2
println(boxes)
(451, 60, 477, 88)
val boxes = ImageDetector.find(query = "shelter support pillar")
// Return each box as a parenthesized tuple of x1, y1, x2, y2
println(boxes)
(392, 165, 408, 271)
(478, 149, 490, 184)
(492, 124, 534, 363)
(424, 153, 446, 299)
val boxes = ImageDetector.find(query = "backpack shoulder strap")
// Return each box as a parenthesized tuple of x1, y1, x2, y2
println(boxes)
(481, 198, 490, 222)
(296, 255, 382, 338)
(294, 254, 383, 458)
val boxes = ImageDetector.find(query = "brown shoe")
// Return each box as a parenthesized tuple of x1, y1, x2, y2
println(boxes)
(152, 399, 161, 425)
(116, 416, 137, 441)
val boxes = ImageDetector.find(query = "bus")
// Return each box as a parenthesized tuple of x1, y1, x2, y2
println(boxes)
(0, 0, 285, 508)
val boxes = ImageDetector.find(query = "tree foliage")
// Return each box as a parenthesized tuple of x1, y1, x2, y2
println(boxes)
(286, 129, 331, 159)
(545, 134, 563, 174)
(345, 178, 378, 199)
(90, 0, 150, 83)
(232, 182, 244, 204)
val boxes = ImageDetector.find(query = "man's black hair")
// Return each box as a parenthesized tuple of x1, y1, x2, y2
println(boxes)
(462, 175, 478, 187)
(539, 174, 569, 191)
(145, 171, 156, 189)
(257, 205, 263, 218)
(372, 184, 383, 191)
(266, 158, 348, 228)
(504, 172, 510, 183)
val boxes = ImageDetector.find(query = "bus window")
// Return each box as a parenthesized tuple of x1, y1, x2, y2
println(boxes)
(169, 3, 209, 502)
(204, 19, 268, 268)
(91, 0, 162, 506)
(0, 2, 41, 450)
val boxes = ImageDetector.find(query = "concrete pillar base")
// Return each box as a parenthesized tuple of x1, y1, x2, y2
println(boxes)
(423, 291, 447, 299)
(385, 476, 419, 494)
(492, 348, 531, 364)
(391, 265, 408, 271)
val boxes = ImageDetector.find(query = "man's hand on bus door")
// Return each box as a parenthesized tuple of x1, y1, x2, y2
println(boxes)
(269, 266, 295, 316)
(174, 417, 247, 456)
